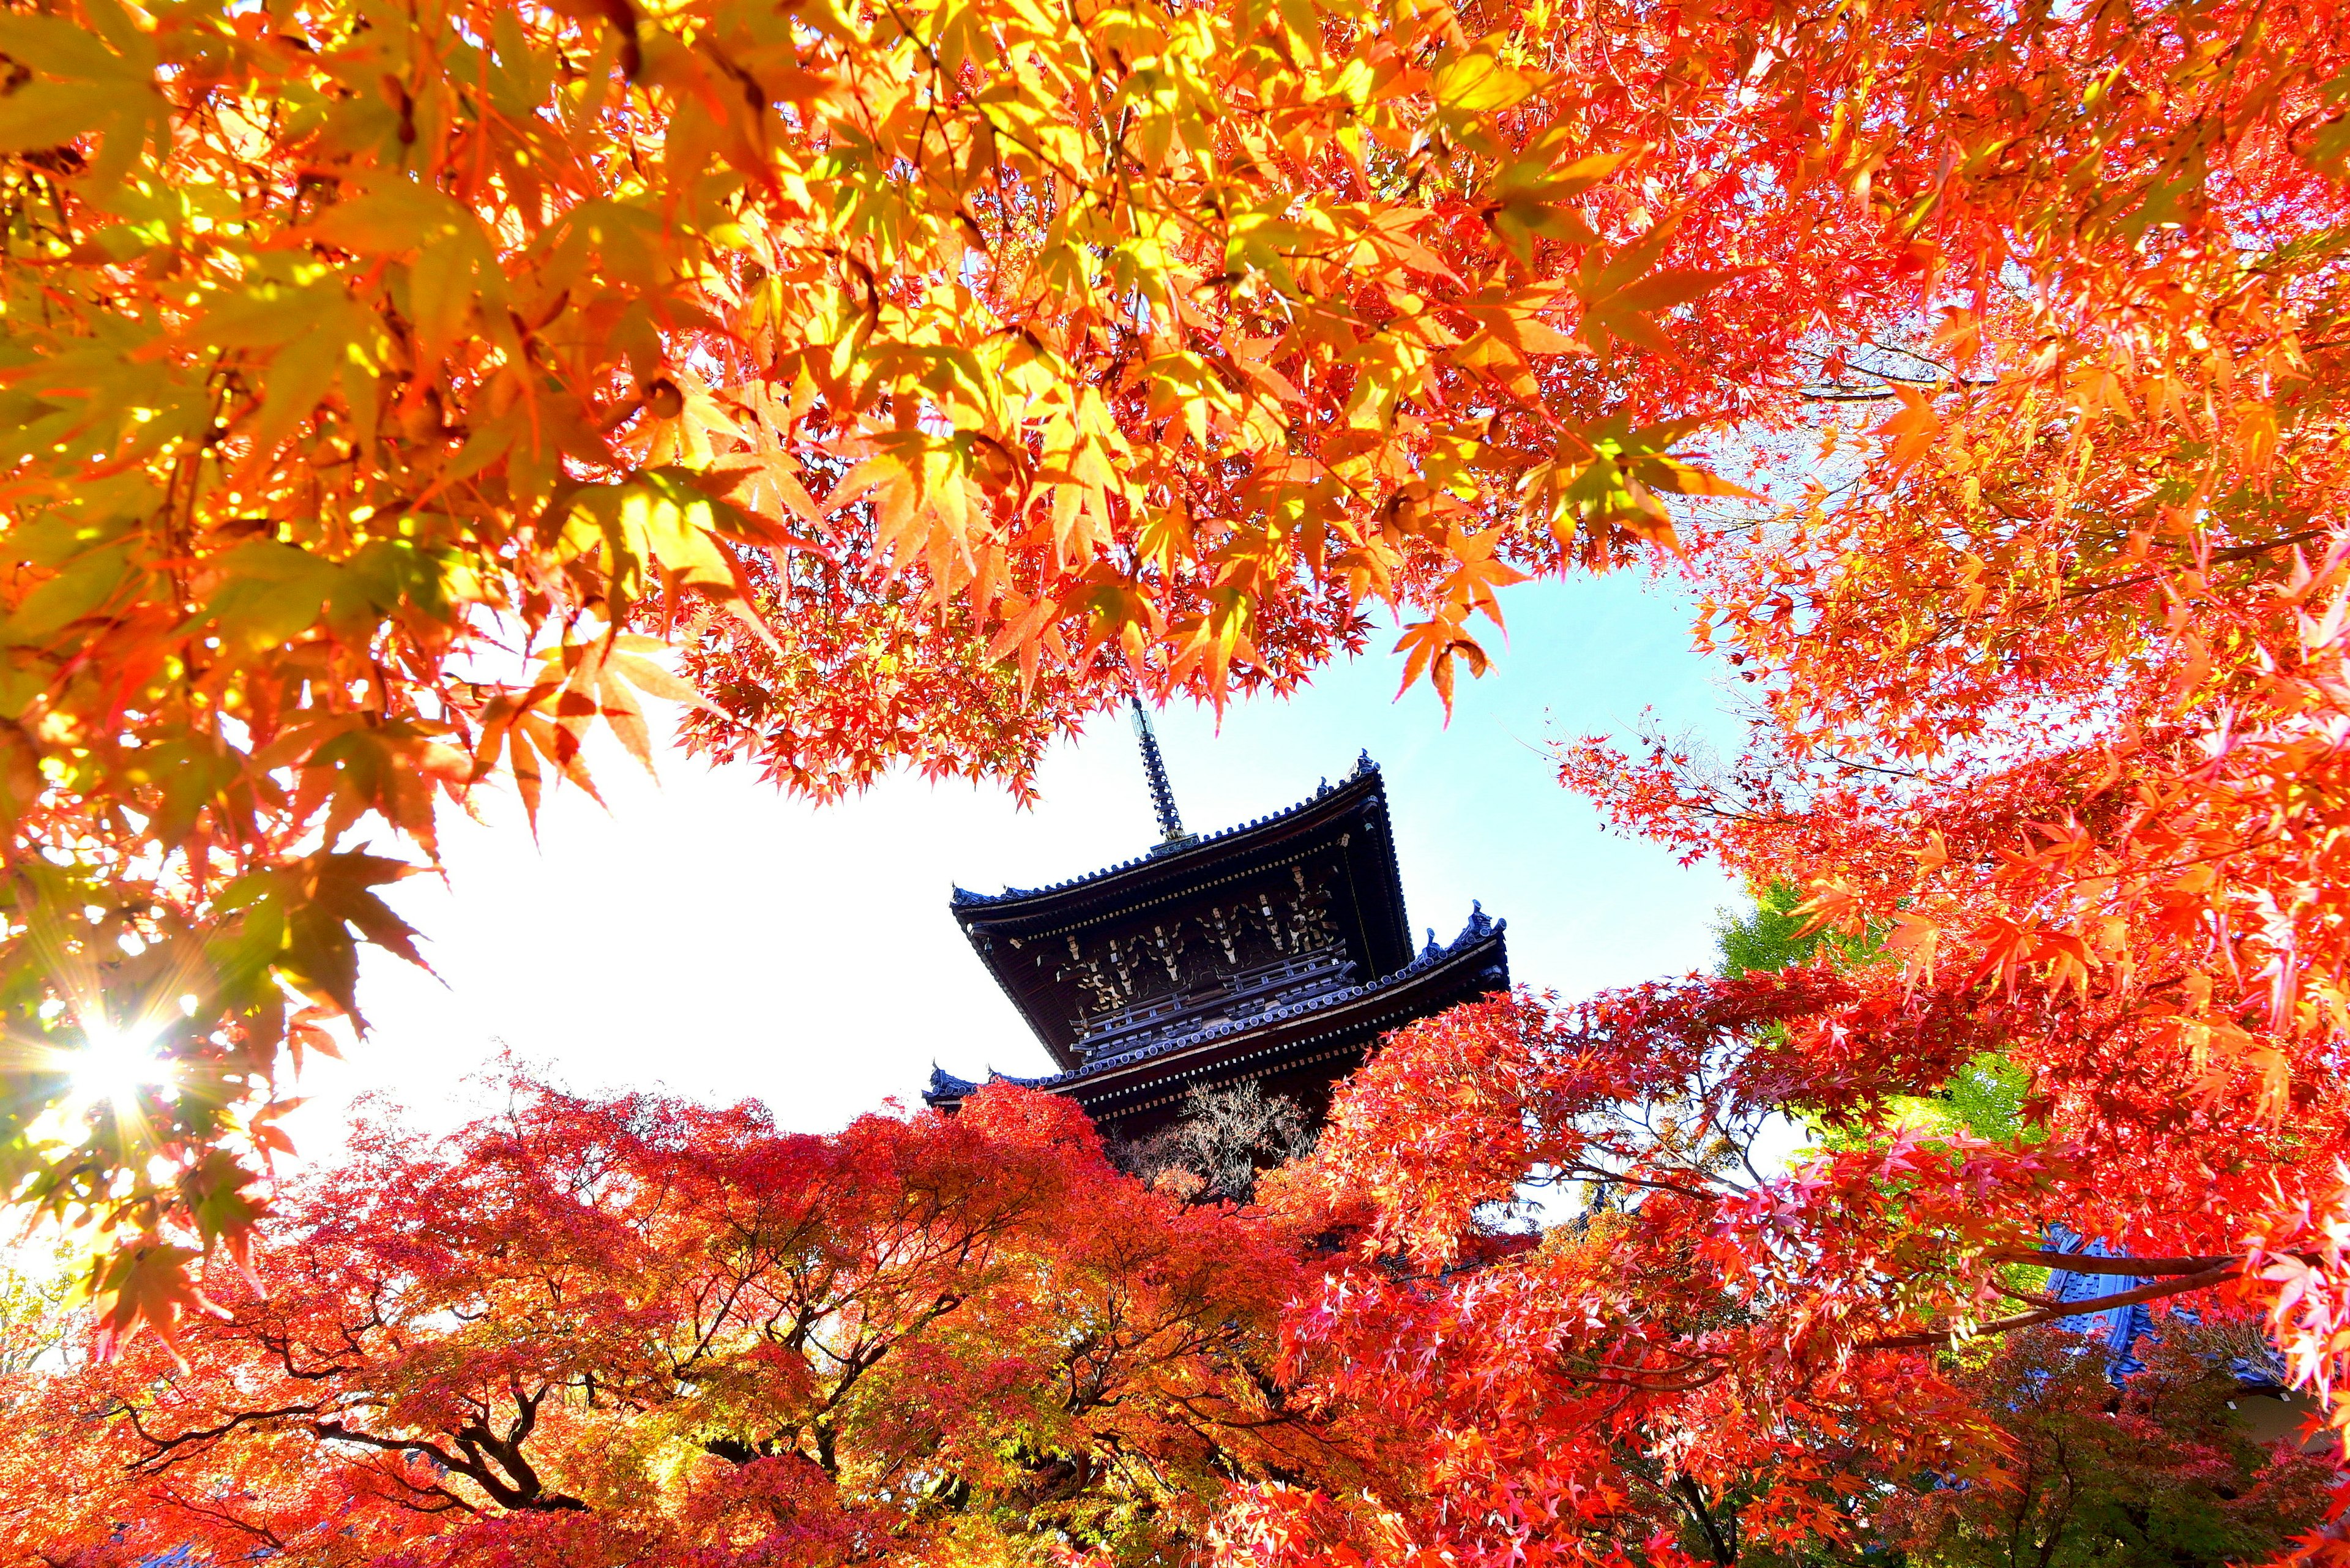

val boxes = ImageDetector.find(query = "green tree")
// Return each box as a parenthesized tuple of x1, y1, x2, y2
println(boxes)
(1718, 882, 2031, 1144)
(1884, 1324, 2331, 1568)
(1714, 881, 1846, 980)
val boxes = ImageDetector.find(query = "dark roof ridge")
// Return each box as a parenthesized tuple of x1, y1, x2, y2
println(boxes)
(950, 750, 1382, 909)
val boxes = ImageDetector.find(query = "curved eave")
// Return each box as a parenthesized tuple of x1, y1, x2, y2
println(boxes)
(927, 920, 1507, 1117)
(1059, 925, 1506, 1117)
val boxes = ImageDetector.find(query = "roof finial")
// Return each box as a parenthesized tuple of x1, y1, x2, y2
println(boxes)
(1130, 697, 1190, 848)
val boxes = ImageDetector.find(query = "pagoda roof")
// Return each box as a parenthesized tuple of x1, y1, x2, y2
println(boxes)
(948, 755, 1414, 1068)
(950, 751, 1394, 916)
(926, 902, 1507, 1118)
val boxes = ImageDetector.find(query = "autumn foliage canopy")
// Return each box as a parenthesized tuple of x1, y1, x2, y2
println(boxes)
(4, 0, 2350, 1554)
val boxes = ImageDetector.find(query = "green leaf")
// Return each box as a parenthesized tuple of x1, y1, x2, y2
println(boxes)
(327, 537, 461, 636)
(250, 326, 357, 457)
(4, 511, 135, 569)
(1489, 147, 1630, 206)
(176, 1150, 268, 1260)
(0, 81, 117, 152)
(1, 544, 129, 644)
(199, 280, 343, 351)
(206, 540, 341, 651)
(571, 472, 745, 597)
(0, 12, 152, 81)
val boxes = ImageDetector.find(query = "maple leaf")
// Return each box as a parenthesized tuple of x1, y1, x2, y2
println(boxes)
(1393, 613, 1493, 717)
(0, 0, 2339, 1506)
(86, 1241, 220, 1367)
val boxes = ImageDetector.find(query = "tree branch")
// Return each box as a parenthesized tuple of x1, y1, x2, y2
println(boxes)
(1862, 1264, 2237, 1352)
(2062, 527, 2335, 600)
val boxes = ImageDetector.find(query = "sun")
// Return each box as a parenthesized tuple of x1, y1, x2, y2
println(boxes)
(68, 1022, 172, 1113)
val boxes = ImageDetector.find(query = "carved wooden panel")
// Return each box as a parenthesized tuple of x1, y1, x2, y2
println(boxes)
(1040, 863, 1360, 1060)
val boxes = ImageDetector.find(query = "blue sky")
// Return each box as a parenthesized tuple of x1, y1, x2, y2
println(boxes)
(286, 568, 1753, 1148)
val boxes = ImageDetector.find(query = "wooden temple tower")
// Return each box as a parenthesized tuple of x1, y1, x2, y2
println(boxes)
(925, 704, 1510, 1143)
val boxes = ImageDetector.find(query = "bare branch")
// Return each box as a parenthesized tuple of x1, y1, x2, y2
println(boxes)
(1862, 1264, 2237, 1353)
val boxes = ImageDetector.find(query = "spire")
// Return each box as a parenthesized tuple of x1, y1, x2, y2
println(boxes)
(1130, 698, 1192, 849)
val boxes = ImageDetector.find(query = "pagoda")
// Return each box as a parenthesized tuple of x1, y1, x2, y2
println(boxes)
(925, 704, 1510, 1143)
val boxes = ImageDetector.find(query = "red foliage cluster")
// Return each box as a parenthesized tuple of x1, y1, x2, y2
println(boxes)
(3, 1077, 1352, 1564)
(4, 0, 2348, 1552)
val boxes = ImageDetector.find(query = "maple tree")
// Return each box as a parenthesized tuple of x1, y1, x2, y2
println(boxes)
(7, 1058, 2333, 1568)
(1534, 0, 2350, 1551)
(1881, 1320, 2333, 1568)
(0, 0, 1807, 1331)
(4, 0, 2350, 1555)
(2, 1074, 1369, 1566)
(1235, 945, 2341, 1563)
